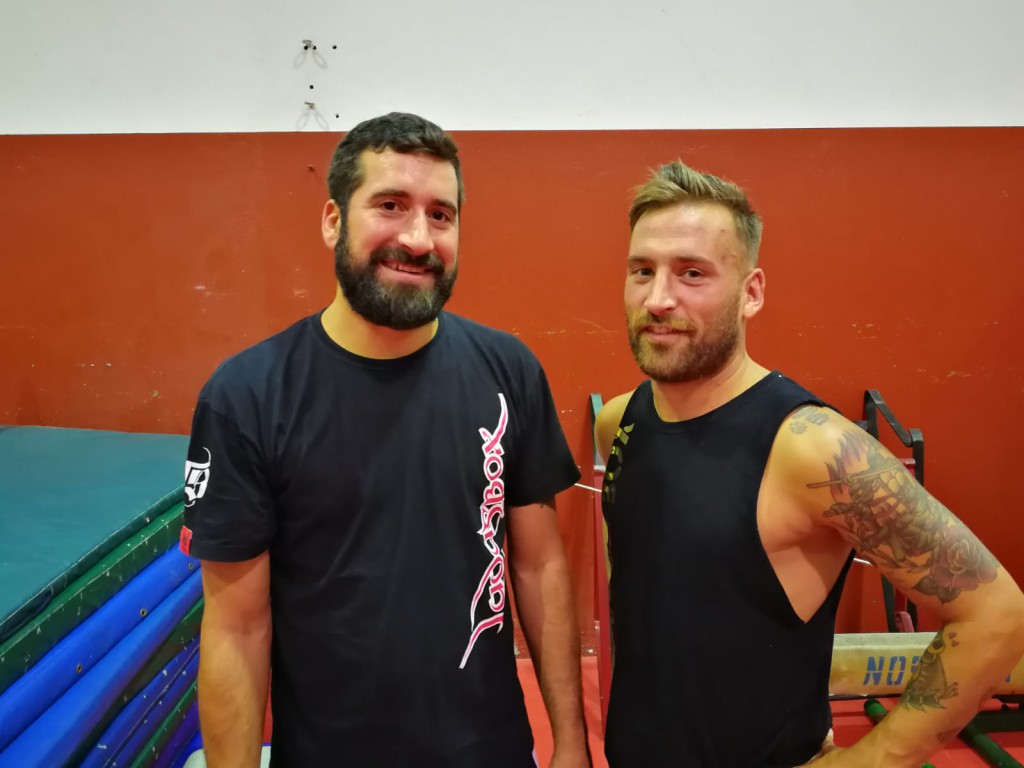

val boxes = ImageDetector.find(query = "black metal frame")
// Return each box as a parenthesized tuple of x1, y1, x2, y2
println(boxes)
(860, 389, 925, 486)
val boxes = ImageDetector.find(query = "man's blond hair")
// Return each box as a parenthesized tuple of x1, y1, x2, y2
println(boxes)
(629, 161, 762, 265)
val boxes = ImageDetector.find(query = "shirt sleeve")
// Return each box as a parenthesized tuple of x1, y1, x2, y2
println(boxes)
(505, 359, 581, 507)
(181, 397, 276, 561)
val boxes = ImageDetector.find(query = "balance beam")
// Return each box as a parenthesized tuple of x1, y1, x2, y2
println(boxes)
(831, 632, 1024, 697)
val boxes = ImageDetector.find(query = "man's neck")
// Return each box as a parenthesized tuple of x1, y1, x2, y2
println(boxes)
(650, 353, 770, 423)
(320, 289, 438, 360)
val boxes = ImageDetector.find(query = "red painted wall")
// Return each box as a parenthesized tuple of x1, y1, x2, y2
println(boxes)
(2, 129, 1022, 643)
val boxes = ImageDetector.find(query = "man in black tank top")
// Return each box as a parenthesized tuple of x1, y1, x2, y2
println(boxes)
(594, 160, 1024, 767)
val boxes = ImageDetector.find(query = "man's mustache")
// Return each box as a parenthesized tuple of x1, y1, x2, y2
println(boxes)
(370, 247, 445, 274)
(629, 312, 695, 333)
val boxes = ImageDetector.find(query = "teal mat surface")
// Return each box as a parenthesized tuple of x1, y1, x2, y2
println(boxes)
(0, 426, 188, 642)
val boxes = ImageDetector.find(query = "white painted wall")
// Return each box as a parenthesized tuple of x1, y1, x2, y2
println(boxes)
(2, 0, 1021, 134)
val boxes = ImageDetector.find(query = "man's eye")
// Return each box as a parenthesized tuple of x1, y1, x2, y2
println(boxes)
(431, 210, 453, 222)
(380, 200, 399, 211)
(681, 269, 703, 279)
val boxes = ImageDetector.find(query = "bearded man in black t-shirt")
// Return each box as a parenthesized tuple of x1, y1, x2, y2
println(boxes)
(181, 112, 591, 768)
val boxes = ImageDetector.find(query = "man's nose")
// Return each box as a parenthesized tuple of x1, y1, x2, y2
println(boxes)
(397, 211, 434, 256)
(644, 271, 677, 314)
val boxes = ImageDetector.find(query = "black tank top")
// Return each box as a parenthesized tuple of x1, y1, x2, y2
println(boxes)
(602, 372, 852, 767)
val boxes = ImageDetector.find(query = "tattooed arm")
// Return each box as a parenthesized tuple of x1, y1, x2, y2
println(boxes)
(781, 405, 1024, 767)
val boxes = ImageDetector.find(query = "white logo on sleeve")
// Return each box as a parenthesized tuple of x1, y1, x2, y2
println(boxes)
(183, 448, 212, 507)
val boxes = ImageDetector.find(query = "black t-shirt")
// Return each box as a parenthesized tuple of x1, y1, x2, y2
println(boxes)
(182, 311, 580, 767)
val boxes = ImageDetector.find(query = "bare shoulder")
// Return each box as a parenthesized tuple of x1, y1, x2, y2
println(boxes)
(594, 390, 634, 465)
(772, 403, 856, 466)
(761, 403, 852, 542)
(773, 402, 896, 509)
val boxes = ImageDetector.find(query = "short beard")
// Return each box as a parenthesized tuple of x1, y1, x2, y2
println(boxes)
(334, 222, 457, 331)
(626, 295, 741, 383)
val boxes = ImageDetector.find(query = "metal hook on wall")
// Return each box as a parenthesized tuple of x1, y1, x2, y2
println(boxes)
(295, 38, 328, 69)
(297, 101, 329, 131)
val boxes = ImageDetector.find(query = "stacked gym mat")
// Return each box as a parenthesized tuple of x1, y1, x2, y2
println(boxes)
(0, 426, 201, 768)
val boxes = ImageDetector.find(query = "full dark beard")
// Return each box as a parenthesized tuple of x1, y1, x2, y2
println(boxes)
(626, 296, 742, 383)
(334, 235, 457, 331)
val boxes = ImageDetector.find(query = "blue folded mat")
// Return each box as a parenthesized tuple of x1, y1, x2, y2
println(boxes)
(0, 426, 188, 643)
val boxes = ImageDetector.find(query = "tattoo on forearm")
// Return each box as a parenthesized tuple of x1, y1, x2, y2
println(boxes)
(808, 427, 999, 603)
(900, 630, 960, 712)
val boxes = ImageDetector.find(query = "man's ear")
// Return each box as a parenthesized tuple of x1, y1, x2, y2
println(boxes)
(742, 267, 765, 320)
(322, 199, 342, 249)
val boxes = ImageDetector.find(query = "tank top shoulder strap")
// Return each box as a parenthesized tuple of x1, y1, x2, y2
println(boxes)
(619, 380, 653, 425)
